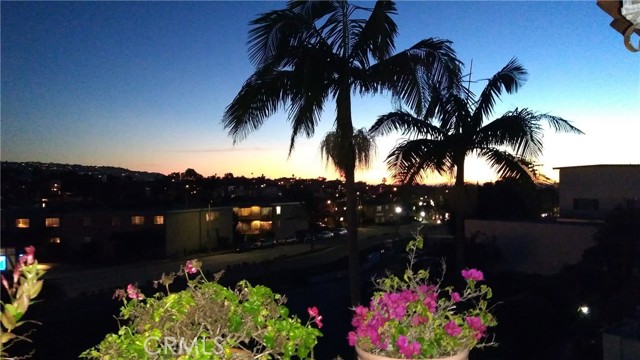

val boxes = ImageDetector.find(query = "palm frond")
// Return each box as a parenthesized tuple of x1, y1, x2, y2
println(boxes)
(350, 0, 398, 68)
(538, 113, 584, 134)
(475, 108, 545, 159)
(222, 67, 293, 144)
(386, 138, 452, 184)
(367, 38, 461, 116)
(471, 57, 527, 126)
(369, 111, 442, 139)
(477, 147, 535, 181)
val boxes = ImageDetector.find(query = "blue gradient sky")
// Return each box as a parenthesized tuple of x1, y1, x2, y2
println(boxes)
(2, 1, 638, 184)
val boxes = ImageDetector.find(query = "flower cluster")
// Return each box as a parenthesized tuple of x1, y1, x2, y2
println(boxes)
(348, 236, 496, 358)
(82, 259, 323, 360)
(1, 246, 46, 358)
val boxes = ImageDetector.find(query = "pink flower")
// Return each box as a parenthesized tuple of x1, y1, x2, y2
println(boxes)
(126, 284, 144, 300)
(347, 331, 358, 346)
(461, 268, 484, 281)
(185, 260, 198, 274)
(308, 306, 323, 328)
(307, 306, 319, 317)
(444, 320, 462, 336)
(465, 316, 487, 339)
(396, 335, 421, 358)
(1, 275, 9, 293)
(450, 291, 461, 302)
(12, 261, 22, 284)
(24, 246, 36, 265)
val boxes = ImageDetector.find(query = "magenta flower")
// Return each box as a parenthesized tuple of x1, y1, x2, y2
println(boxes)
(444, 320, 462, 336)
(450, 291, 461, 303)
(465, 316, 487, 339)
(184, 260, 198, 274)
(347, 331, 358, 346)
(307, 306, 323, 328)
(461, 268, 484, 281)
(396, 335, 421, 358)
(126, 284, 144, 300)
(24, 246, 36, 265)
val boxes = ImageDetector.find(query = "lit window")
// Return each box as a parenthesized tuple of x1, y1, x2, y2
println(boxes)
(131, 216, 145, 225)
(206, 211, 219, 222)
(260, 207, 272, 216)
(45, 218, 60, 228)
(275, 206, 281, 215)
(16, 219, 30, 228)
(153, 216, 164, 225)
(49, 237, 61, 244)
(237, 208, 251, 216)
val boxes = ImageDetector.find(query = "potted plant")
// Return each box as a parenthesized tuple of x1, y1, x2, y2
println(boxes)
(347, 237, 496, 360)
(80, 259, 323, 360)
(1, 246, 46, 359)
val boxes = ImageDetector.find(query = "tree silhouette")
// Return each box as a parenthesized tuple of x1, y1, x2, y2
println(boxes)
(370, 58, 583, 268)
(222, 1, 461, 304)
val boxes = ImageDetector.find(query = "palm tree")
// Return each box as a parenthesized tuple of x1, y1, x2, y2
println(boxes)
(222, 0, 461, 305)
(320, 128, 377, 176)
(369, 58, 584, 268)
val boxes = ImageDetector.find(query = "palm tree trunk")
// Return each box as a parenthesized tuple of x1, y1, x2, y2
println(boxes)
(454, 155, 466, 270)
(345, 163, 360, 305)
(337, 79, 361, 306)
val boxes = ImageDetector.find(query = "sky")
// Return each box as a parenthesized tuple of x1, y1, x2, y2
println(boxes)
(1, 1, 638, 185)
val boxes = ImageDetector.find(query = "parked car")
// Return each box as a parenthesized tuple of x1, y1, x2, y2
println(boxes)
(332, 227, 348, 237)
(254, 238, 276, 248)
(277, 236, 298, 245)
(235, 242, 253, 253)
(316, 230, 334, 239)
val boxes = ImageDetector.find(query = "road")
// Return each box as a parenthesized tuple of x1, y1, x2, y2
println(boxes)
(44, 224, 424, 298)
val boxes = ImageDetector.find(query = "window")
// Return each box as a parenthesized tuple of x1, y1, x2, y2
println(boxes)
(260, 207, 272, 216)
(206, 211, 219, 222)
(45, 218, 60, 228)
(16, 219, 30, 228)
(131, 216, 145, 225)
(376, 206, 382, 212)
(573, 198, 599, 211)
(83, 236, 92, 243)
(49, 237, 61, 244)
(275, 206, 281, 215)
(237, 208, 251, 216)
(153, 215, 164, 225)
(82, 217, 92, 226)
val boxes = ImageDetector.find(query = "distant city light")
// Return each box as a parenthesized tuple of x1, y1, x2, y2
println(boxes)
(578, 305, 590, 316)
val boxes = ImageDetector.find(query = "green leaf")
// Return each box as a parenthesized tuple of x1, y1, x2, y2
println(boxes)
(0, 331, 16, 344)
(1, 312, 17, 331)
(29, 280, 44, 299)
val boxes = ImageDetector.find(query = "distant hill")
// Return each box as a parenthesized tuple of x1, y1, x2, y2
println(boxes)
(1, 161, 165, 181)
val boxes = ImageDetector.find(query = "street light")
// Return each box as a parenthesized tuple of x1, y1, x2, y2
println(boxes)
(395, 206, 402, 239)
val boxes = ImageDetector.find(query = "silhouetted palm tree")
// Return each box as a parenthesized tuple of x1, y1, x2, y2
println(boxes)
(370, 58, 584, 267)
(320, 128, 377, 176)
(222, 0, 461, 304)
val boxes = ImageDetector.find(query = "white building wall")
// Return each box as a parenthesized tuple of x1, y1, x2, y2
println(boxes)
(557, 165, 640, 219)
(466, 219, 599, 275)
